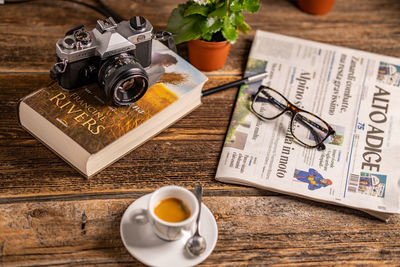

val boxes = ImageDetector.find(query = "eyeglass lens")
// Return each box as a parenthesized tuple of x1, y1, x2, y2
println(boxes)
(252, 88, 331, 147)
(252, 89, 288, 119)
(292, 112, 329, 147)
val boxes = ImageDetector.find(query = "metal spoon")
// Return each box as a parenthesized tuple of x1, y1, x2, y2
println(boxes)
(185, 185, 207, 257)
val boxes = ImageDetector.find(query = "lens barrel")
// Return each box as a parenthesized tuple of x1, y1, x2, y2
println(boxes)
(98, 53, 149, 105)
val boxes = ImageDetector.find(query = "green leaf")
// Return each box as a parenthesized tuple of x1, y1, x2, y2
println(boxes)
(230, 11, 244, 26)
(200, 17, 223, 33)
(202, 31, 214, 41)
(208, 3, 227, 18)
(238, 21, 251, 34)
(166, 6, 205, 44)
(222, 16, 238, 43)
(166, 4, 186, 33)
(222, 27, 238, 43)
(184, 3, 209, 17)
(215, 0, 225, 8)
(229, 0, 243, 12)
(243, 0, 260, 13)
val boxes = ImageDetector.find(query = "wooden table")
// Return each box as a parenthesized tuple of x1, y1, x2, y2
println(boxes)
(1, 0, 400, 265)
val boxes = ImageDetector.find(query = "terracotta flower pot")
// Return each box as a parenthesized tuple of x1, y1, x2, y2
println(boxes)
(187, 39, 231, 72)
(297, 0, 336, 15)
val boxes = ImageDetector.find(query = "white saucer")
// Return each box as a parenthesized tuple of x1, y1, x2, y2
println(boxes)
(120, 193, 218, 267)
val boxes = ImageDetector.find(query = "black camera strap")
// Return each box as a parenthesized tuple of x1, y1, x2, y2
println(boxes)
(50, 59, 68, 81)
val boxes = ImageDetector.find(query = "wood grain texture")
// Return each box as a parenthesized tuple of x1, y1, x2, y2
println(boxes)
(1, 0, 400, 266)
(1, 196, 399, 266)
(1, 0, 400, 74)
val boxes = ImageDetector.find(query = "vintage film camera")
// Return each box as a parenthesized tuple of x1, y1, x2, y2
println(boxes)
(51, 16, 173, 106)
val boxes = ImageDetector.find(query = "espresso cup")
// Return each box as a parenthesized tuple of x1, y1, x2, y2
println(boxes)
(132, 185, 199, 241)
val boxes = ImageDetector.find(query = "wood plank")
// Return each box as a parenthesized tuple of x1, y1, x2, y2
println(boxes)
(1, 0, 400, 74)
(1, 196, 399, 266)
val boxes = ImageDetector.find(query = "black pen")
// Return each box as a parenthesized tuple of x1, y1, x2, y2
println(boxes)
(201, 71, 268, 97)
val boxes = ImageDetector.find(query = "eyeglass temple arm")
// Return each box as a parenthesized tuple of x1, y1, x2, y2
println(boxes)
(258, 91, 287, 110)
(297, 114, 329, 133)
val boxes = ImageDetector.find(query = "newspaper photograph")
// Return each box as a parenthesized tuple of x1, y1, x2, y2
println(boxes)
(216, 30, 400, 215)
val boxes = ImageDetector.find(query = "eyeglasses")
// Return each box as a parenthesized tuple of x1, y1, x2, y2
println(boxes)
(250, 86, 335, 150)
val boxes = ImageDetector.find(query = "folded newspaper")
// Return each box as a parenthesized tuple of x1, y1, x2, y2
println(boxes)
(216, 30, 400, 221)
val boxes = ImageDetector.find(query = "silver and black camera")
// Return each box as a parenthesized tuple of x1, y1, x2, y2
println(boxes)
(51, 16, 163, 105)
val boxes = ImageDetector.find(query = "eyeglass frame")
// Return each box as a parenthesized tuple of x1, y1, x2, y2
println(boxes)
(250, 85, 336, 150)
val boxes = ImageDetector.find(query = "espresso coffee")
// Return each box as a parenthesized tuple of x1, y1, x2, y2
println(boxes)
(154, 197, 191, 223)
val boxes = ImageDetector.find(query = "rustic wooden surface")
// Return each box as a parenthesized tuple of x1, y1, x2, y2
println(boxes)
(1, 0, 400, 266)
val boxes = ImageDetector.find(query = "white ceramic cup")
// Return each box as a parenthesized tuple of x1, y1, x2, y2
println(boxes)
(132, 185, 199, 241)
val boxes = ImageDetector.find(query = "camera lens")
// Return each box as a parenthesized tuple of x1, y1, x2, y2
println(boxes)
(98, 53, 149, 105)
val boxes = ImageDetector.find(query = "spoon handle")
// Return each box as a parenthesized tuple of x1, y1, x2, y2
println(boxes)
(194, 185, 203, 230)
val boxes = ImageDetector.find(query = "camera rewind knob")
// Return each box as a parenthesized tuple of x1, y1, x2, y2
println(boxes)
(130, 16, 146, 31)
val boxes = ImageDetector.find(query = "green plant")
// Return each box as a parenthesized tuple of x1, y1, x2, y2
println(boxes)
(166, 0, 260, 44)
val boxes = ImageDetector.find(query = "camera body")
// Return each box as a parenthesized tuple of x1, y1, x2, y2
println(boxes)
(51, 16, 155, 105)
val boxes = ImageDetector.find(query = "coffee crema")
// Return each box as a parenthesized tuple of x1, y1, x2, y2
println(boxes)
(154, 197, 191, 223)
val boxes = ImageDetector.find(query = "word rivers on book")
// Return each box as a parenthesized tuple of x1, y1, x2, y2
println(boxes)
(50, 92, 106, 135)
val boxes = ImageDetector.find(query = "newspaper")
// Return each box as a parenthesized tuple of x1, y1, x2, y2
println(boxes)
(216, 30, 400, 219)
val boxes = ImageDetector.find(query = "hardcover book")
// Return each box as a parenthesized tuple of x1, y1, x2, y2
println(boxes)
(19, 41, 207, 177)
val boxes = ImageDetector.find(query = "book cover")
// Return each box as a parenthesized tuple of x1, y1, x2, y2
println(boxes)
(19, 40, 207, 176)
(23, 82, 179, 154)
